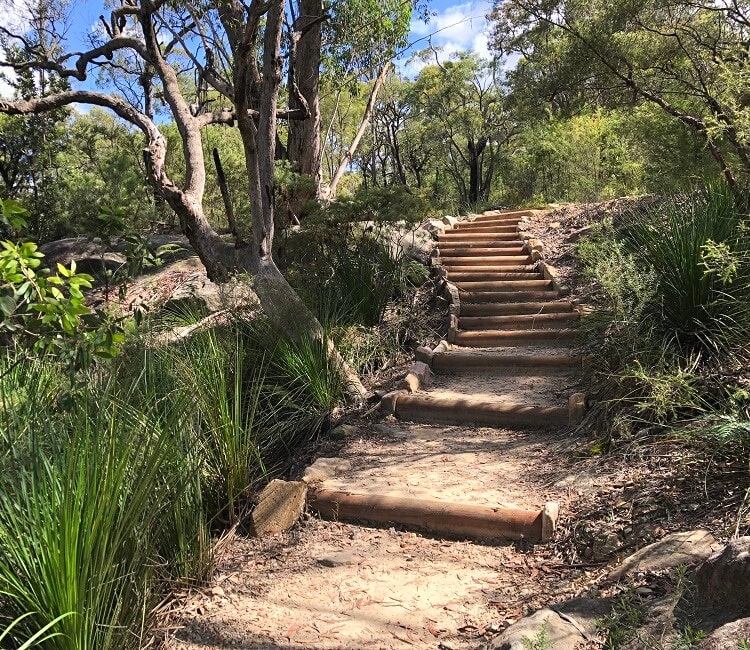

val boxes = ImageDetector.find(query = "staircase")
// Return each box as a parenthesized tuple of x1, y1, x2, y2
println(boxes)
(306, 209, 586, 544)
(383, 209, 586, 430)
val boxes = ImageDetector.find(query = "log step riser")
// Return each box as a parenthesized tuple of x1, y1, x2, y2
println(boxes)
(453, 330, 579, 347)
(457, 280, 553, 291)
(460, 301, 574, 316)
(448, 273, 543, 282)
(459, 291, 559, 303)
(439, 256, 533, 266)
(459, 314, 580, 331)
(394, 395, 568, 428)
(432, 353, 579, 371)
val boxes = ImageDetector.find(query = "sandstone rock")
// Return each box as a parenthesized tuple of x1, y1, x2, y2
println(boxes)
(302, 458, 352, 483)
(409, 361, 434, 387)
(317, 551, 359, 568)
(163, 275, 257, 315)
(329, 424, 357, 440)
(620, 592, 682, 650)
(610, 530, 718, 581)
(414, 346, 434, 365)
(250, 480, 307, 537)
(397, 373, 421, 393)
(433, 340, 451, 354)
(567, 225, 594, 243)
(488, 598, 610, 650)
(422, 219, 446, 237)
(696, 536, 750, 614)
(568, 393, 587, 425)
(526, 238, 544, 253)
(397, 226, 434, 263)
(442, 215, 459, 228)
(697, 617, 750, 649)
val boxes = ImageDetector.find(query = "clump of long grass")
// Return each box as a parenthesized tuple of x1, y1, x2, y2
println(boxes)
(0, 356, 207, 650)
(619, 183, 750, 356)
(577, 183, 750, 429)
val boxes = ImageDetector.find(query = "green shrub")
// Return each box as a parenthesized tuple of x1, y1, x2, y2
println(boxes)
(282, 185, 429, 327)
(577, 184, 750, 427)
(0, 357, 206, 650)
(618, 184, 750, 356)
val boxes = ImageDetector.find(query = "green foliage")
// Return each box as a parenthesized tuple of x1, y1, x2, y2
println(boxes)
(619, 185, 750, 356)
(0, 202, 124, 368)
(283, 185, 428, 327)
(578, 185, 750, 431)
(0, 612, 73, 649)
(490, 0, 750, 188)
(597, 591, 645, 649)
(0, 357, 206, 650)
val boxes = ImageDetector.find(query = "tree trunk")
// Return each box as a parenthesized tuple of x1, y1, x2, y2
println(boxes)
(327, 63, 390, 199)
(213, 147, 238, 236)
(287, 0, 324, 198)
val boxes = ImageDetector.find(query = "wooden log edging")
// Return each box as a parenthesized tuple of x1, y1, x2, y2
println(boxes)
(308, 488, 560, 542)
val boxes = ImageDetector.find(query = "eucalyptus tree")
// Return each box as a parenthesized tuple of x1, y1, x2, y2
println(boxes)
(490, 0, 750, 195)
(0, 0, 366, 395)
(408, 52, 518, 205)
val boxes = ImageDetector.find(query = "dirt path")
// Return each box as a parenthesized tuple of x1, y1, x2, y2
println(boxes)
(165, 210, 608, 649)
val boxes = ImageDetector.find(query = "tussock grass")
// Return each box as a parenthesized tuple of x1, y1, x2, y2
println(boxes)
(578, 183, 750, 435)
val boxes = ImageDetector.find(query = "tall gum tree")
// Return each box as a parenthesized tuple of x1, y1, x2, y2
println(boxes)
(0, 0, 366, 397)
(489, 0, 750, 196)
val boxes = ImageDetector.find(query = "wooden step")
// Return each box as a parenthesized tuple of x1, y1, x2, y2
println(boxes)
(393, 393, 568, 428)
(440, 246, 526, 257)
(460, 301, 574, 316)
(463, 217, 521, 227)
(459, 312, 580, 331)
(460, 290, 558, 304)
(456, 224, 518, 233)
(439, 255, 533, 266)
(439, 231, 518, 241)
(438, 240, 526, 250)
(479, 210, 535, 220)
(432, 351, 580, 371)
(447, 271, 542, 282)
(456, 279, 553, 291)
(453, 329, 579, 347)
(444, 265, 537, 274)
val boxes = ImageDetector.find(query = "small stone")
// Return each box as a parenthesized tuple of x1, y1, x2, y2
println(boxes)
(549, 221, 562, 229)
(210, 586, 225, 597)
(329, 424, 357, 440)
(414, 346, 434, 365)
(397, 373, 421, 393)
(527, 238, 544, 253)
(302, 458, 352, 483)
(609, 530, 718, 581)
(250, 480, 307, 537)
(317, 551, 358, 568)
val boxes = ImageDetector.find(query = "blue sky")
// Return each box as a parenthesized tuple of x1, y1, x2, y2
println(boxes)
(406, 0, 494, 68)
(0, 0, 495, 97)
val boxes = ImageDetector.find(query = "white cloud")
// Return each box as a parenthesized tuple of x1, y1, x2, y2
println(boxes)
(399, 1, 494, 77)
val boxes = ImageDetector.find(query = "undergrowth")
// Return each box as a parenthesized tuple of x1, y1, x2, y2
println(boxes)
(577, 184, 750, 455)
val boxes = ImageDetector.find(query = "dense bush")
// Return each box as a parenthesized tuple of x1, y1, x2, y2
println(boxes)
(0, 308, 351, 648)
(281, 185, 430, 327)
(578, 184, 750, 427)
